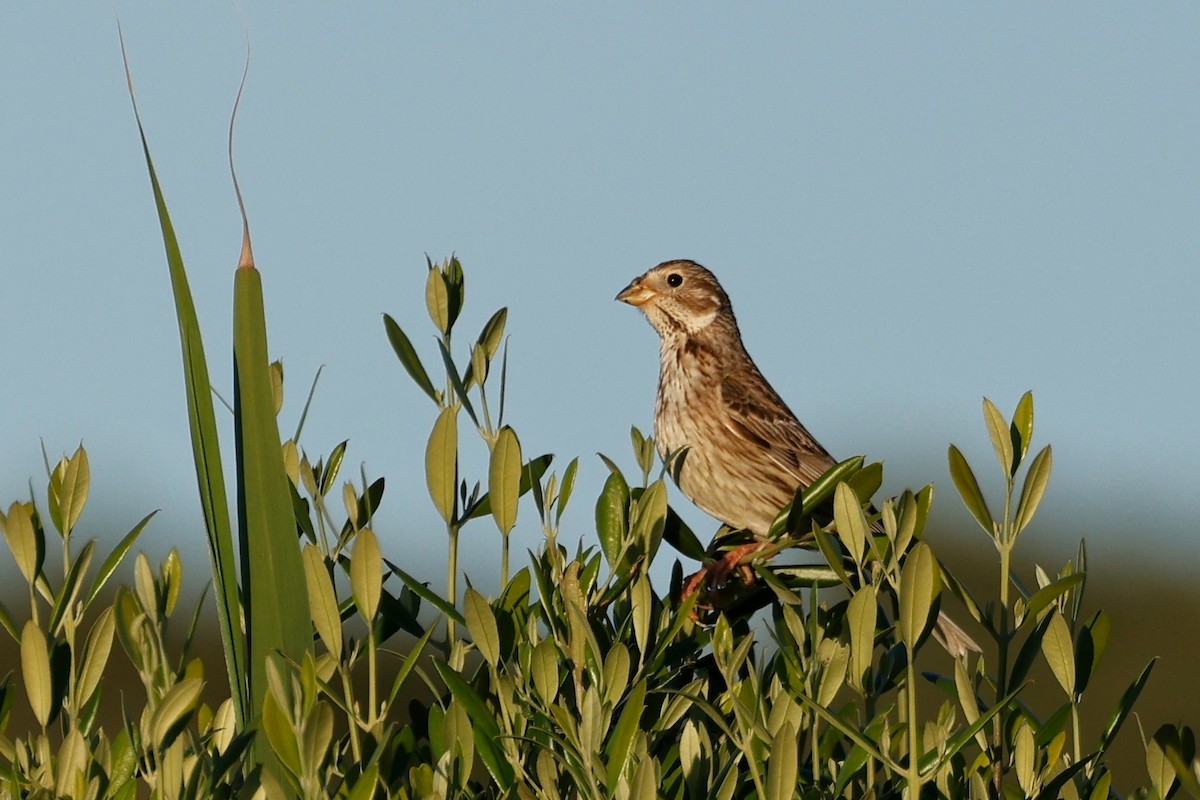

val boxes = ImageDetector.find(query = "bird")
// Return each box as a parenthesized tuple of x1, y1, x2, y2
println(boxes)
(616, 258, 978, 658)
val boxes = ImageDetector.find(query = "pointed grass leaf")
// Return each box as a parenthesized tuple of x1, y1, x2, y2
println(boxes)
(834, 482, 868, 567)
(899, 542, 939, 650)
(383, 314, 439, 404)
(464, 588, 500, 667)
(125, 78, 245, 724)
(982, 397, 1014, 477)
(596, 471, 630, 568)
(948, 445, 993, 534)
(234, 266, 314, 731)
(425, 406, 458, 524)
(1011, 390, 1035, 469)
(489, 426, 522, 535)
(350, 528, 383, 623)
(20, 621, 52, 727)
(434, 660, 515, 789)
(2, 501, 42, 586)
(1042, 611, 1076, 697)
(302, 545, 341, 660)
(1015, 445, 1053, 535)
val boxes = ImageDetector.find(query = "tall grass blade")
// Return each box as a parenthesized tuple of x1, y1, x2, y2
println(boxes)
(119, 26, 245, 727)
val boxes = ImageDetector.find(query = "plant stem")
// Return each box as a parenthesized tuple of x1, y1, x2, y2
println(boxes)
(447, 523, 459, 641)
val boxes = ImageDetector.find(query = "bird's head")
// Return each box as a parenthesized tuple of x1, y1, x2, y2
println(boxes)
(616, 260, 734, 339)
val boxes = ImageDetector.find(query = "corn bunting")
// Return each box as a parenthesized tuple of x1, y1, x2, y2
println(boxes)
(617, 259, 978, 657)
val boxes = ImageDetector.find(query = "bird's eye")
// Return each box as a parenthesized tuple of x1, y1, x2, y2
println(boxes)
(666, 273, 683, 287)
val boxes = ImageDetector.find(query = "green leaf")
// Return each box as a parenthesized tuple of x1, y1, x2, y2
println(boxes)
(434, 660, 515, 789)
(76, 607, 115, 710)
(1011, 390, 1035, 470)
(425, 406, 458, 524)
(982, 397, 1013, 477)
(1154, 724, 1200, 799)
(49, 446, 90, 536)
(21, 621, 51, 727)
(847, 586, 877, 692)
(899, 542, 939, 650)
(604, 679, 647, 789)
(556, 457, 579, 524)
(388, 562, 466, 626)
(125, 73, 245, 724)
(464, 588, 501, 667)
(383, 314, 439, 404)
(833, 482, 868, 567)
(663, 505, 707, 561)
(1, 501, 43, 586)
(845, 461, 884, 505)
(466, 453, 552, 520)
(489, 426, 522, 535)
(765, 720, 799, 800)
(1042, 611, 1076, 697)
(1014, 445, 1053, 535)
(595, 471, 630, 568)
(350, 528, 383, 623)
(234, 266, 314, 734)
(436, 340, 480, 427)
(1098, 659, 1156, 756)
(948, 445, 993, 534)
(301, 545, 342, 660)
(531, 637, 560, 703)
(151, 678, 204, 749)
(426, 268, 451, 334)
(1020, 572, 1083, 627)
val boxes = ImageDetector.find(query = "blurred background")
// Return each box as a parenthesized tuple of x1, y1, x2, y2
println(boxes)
(2, 4, 1198, 788)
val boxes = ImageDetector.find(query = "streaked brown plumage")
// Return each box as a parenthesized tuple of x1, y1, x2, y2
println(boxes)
(617, 259, 977, 657)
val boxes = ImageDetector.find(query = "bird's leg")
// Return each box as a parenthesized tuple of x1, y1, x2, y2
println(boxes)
(681, 542, 768, 619)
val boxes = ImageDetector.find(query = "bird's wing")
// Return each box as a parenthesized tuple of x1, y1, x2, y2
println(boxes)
(718, 367, 836, 489)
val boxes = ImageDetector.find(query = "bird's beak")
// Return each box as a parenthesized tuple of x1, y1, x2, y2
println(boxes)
(616, 278, 655, 307)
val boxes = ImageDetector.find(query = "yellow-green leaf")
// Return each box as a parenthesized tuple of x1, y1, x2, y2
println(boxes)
(77, 606, 116, 709)
(1, 501, 42, 586)
(833, 482, 868, 567)
(766, 721, 798, 800)
(464, 588, 500, 667)
(21, 621, 52, 726)
(489, 426, 522, 535)
(948, 445, 993, 534)
(846, 586, 877, 691)
(1042, 610, 1076, 697)
(1011, 391, 1035, 468)
(302, 545, 342, 660)
(1014, 445, 1053, 535)
(982, 397, 1013, 477)
(426, 268, 451, 334)
(426, 406, 458, 524)
(350, 528, 382, 623)
(899, 542, 939, 650)
(151, 678, 205, 749)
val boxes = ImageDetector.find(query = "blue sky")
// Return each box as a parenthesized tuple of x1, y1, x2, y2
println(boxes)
(3, 5, 1198, 593)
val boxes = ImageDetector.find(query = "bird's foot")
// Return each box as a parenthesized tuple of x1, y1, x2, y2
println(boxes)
(681, 543, 766, 622)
